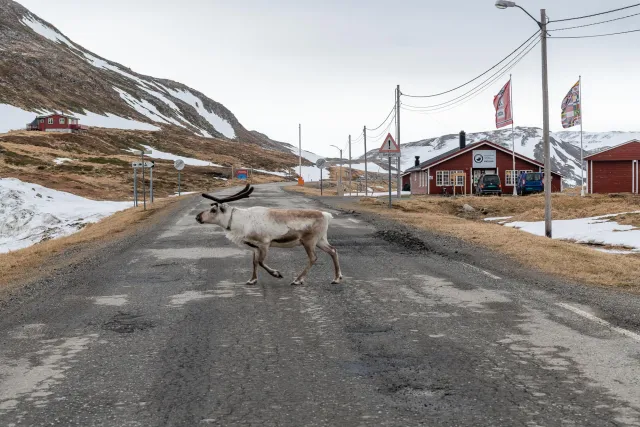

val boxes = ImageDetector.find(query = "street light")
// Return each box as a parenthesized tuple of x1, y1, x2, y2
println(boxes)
(330, 144, 344, 197)
(495, 0, 552, 238)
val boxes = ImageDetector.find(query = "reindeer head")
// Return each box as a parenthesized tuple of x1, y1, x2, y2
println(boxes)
(195, 184, 254, 226)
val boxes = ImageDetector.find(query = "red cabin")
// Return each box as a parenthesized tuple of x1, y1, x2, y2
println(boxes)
(403, 139, 563, 196)
(26, 114, 88, 133)
(584, 140, 640, 194)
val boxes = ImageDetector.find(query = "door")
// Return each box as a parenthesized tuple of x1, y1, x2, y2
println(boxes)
(473, 169, 495, 192)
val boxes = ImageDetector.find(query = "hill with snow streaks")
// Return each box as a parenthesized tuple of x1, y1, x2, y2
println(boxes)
(357, 127, 640, 187)
(0, 0, 311, 158)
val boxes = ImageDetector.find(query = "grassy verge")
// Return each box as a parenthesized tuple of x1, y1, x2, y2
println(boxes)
(356, 200, 640, 290)
(0, 196, 185, 293)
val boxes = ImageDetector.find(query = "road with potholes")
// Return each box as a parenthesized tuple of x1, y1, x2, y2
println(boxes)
(1, 183, 640, 426)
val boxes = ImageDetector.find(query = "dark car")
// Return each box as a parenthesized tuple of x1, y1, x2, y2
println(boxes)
(476, 174, 502, 196)
(517, 171, 544, 195)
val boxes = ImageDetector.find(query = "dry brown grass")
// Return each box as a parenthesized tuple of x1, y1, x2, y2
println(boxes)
(0, 196, 185, 293)
(0, 127, 300, 200)
(354, 198, 640, 291)
(391, 193, 640, 222)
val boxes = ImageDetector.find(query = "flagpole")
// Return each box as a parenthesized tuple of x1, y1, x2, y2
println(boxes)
(510, 74, 517, 196)
(579, 75, 584, 197)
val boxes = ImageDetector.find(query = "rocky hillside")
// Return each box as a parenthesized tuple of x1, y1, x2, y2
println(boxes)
(358, 127, 640, 187)
(0, 0, 305, 155)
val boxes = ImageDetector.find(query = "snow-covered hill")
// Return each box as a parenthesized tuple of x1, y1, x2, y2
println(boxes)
(358, 127, 640, 187)
(0, 0, 317, 160)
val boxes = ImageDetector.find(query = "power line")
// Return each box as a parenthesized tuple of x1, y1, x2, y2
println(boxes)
(366, 103, 396, 131)
(551, 27, 640, 38)
(401, 34, 539, 112)
(550, 3, 640, 23)
(401, 39, 540, 115)
(401, 30, 539, 98)
(550, 11, 640, 31)
(366, 111, 396, 141)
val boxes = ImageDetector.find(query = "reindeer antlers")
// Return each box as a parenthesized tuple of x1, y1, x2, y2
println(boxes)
(202, 184, 254, 203)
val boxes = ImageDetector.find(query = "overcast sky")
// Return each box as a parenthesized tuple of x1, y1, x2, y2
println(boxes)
(16, 0, 640, 157)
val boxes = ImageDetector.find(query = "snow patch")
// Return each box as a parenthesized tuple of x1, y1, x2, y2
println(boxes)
(0, 104, 45, 133)
(128, 145, 222, 167)
(75, 110, 159, 131)
(504, 212, 640, 252)
(53, 158, 73, 165)
(163, 87, 236, 139)
(21, 15, 75, 49)
(0, 178, 132, 253)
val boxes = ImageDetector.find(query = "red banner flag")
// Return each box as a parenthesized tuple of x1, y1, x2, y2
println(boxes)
(494, 79, 513, 129)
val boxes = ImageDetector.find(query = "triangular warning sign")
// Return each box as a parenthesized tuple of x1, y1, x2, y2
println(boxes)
(379, 133, 400, 153)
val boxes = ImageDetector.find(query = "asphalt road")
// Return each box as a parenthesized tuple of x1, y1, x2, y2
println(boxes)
(2, 183, 640, 426)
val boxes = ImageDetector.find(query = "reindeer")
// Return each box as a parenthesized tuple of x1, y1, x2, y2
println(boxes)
(195, 185, 343, 286)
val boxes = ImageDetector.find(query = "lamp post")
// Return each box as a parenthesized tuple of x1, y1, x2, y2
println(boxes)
(330, 145, 344, 197)
(495, 0, 552, 238)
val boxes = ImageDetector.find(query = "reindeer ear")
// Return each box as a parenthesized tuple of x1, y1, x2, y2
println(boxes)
(220, 205, 227, 213)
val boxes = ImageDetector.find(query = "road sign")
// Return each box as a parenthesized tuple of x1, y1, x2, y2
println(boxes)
(316, 158, 326, 168)
(379, 152, 400, 158)
(174, 159, 185, 171)
(236, 169, 248, 180)
(131, 149, 152, 155)
(132, 161, 154, 168)
(379, 133, 400, 153)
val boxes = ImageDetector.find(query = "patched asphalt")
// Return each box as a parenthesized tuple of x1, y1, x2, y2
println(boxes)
(1, 183, 640, 426)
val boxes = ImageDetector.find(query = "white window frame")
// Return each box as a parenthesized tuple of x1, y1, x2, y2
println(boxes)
(506, 170, 533, 186)
(452, 170, 464, 186)
(436, 170, 451, 186)
(47, 118, 53, 125)
(59, 118, 66, 124)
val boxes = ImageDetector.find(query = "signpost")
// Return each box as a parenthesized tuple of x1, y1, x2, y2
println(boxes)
(130, 149, 152, 210)
(378, 133, 401, 208)
(131, 159, 154, 209)
(174, 159, 185, 196)
(316, 158, 326, 195)
(235, 169, 248, 180)
(451, 172, 467, 197)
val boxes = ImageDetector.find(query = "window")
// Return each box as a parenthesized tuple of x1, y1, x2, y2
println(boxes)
(505, 170, 533, 186)
(59, 118, 66, 124)
(452, 170, 464, 186)
(436, 170, 451, 186)
(39, 118, 44, 124)
(419, 171, 428, 187)
(47, 118, 53, 125)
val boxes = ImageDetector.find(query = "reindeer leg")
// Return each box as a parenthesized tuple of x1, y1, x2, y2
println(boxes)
(258, 245, 283, 279)
(246, 250, 259, 285)
(291, 240, 317, 286)
(317, 238, 343, 284)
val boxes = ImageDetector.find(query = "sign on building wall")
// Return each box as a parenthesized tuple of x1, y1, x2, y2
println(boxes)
(472, 150, 497, 168)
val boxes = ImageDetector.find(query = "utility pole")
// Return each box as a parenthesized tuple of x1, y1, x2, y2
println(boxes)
(141, 150, 146, 211)
(541, 9, 552, 238)
(363, 126, 368, 197)
(298, 124, 302, 178)
(396, 84, 402, 198)
(348, 135, 352, 196)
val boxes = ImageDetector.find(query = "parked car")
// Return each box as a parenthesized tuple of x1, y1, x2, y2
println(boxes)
(517, 171, 544, 195)
(476, 174, 502, 196)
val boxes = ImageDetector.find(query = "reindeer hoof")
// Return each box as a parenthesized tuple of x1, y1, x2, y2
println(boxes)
(290, 280, 304, 286)
(246, 279, 258, 286)
(331, 275, 344, 285)
(272, 271, 283, 279)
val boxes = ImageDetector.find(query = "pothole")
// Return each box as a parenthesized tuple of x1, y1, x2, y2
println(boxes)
(102, 312, 155, 334)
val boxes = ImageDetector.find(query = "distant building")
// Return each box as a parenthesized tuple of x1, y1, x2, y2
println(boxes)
(402, 132, 563, 195)
(584, 140, 640, 194)
(26, 114, 88, 133)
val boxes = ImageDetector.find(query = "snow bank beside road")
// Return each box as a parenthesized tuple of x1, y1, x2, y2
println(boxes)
(0, 178, 132, 253)
(504, 212, 640, 252)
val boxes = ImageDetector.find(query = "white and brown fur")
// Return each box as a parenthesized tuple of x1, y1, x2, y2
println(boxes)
(195, 186, 342, 286)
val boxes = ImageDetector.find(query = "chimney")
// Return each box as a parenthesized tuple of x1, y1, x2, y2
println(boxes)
(414, 156, 420, 167)
(459, 131, 466, 150)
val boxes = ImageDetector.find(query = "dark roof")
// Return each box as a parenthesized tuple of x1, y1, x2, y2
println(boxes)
(35, 113, 78, 120)
(402, 140, 563, 176)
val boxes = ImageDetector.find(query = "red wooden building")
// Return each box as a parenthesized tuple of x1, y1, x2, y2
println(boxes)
(584, 140, 640, 194)
(402, 134, 562, 196)
(26, 114, 88, 133)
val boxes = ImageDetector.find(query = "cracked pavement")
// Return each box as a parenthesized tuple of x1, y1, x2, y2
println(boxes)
(1, 183, 640, 426)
